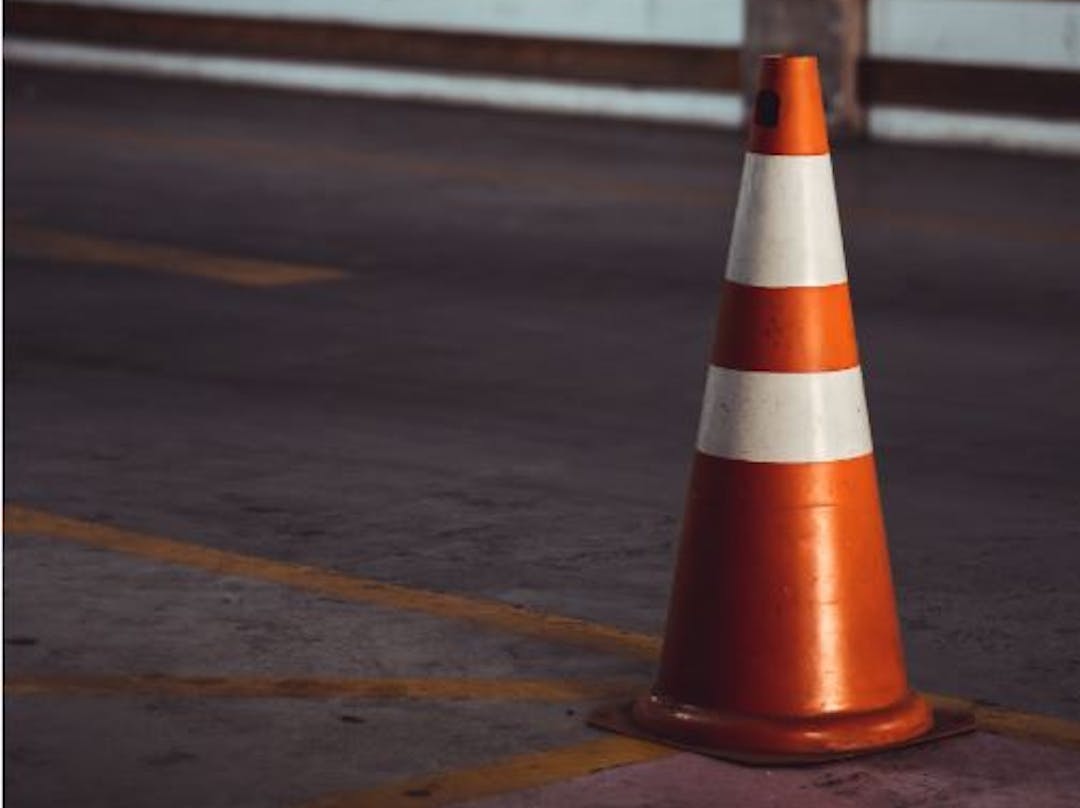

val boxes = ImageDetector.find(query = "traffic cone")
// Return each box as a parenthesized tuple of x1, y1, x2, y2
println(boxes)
(590, 55, 971, 762)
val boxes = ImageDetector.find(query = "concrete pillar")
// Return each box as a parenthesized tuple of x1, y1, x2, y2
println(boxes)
(743, 0, 867, 135)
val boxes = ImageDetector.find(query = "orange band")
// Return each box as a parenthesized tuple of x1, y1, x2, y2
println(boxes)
(748, 54, 830, 156)
(710, 280, 859, 372)
(658, 452, 905, 716)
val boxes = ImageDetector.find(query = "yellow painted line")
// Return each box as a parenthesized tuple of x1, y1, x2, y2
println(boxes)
(928, 693, 1080, 751)
(9, 674, 1076, 751)
(3, 505, 660, 660)
(4, 674, 639, 702)
(299, 701, 1080, 808)
(8, 505, 1080, 751)
(9, 117, 1079, 247)
(296, 704, 1080, 808)
(300, 736, 672, 808)
(5, 118, 721, 209)
(843, 205, 1080, 250)
(5, 224, 348, 287)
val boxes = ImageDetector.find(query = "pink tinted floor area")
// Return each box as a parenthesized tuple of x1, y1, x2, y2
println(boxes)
(461, 732, 1079, 808)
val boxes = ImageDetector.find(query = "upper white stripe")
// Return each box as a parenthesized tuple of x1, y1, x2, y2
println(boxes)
(696, 365, 873, 463)
(725, 154, 848, 288)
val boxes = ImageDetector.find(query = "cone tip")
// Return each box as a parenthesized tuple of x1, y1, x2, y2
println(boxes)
(760, 53, 818, 65)
(749, 53, 829, 156)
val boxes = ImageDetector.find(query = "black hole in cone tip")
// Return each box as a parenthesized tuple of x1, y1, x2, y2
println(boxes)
(755, 90, 780, 127)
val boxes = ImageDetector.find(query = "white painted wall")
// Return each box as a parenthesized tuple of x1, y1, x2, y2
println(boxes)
(16, 0, 1080, 153)
(868, 0, 1080, 155)
(9, 0, 745, 128)
(868, 107, 1080, 156)
(25, 0, 745, 46)
(5, 39, 743, 126)
(870, 0, 1080, 71)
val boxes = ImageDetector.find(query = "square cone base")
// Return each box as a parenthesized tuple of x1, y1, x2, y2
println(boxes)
(588, 700, 976, 766)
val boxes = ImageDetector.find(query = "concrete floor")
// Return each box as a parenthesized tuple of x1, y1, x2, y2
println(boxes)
(460, 733, 1080, 808)
(4, 66, 1080, 806)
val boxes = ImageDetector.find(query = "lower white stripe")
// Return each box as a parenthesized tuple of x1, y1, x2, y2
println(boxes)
(3, 39, 743, 128)
(696, 365, 873, 463)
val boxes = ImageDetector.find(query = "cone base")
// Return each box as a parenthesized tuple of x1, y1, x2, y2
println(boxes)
(588, 692, 973, 765)
(631, 691, 932, 757)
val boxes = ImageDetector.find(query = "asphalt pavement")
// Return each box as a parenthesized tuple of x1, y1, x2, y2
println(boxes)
(4, 65, 1080, 806)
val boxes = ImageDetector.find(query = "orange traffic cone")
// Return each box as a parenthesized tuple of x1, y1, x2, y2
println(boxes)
(591, 55, 971, 762)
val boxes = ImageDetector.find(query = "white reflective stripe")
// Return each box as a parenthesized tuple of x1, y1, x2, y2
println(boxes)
(696, 365, 873, 463)
(725, 153, 848, 288)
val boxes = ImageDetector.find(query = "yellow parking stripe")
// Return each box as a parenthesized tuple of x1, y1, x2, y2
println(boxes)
(4, 674, 639, 702)
(5, 117, 720, 209)
(300, 736, 672, 808)
(928, 694, 1080, 751)
(3, 505, 660, 660)
(9, 117, 1079, 247)
(8, 505, 1080, 752)
(11, 678, 1076, 751)
(5, 225, 347, 287)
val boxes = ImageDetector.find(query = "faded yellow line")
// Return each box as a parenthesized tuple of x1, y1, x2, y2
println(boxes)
(5, 224, 348, 287)
(9, 117, 1079, 247)
(300, 736, 672, 808)
(3, 505, 660, 660)
(9, 505, 1080, 752)
(6, 118, 722, 209)
(299, 702, 1080, 808)
(11, 675, 1077, 751)
(296, 705, 1080, 808)
(843, 205, 1080, 250)
(928, 694, 1080, 751)
(4, 674, 638, 702)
